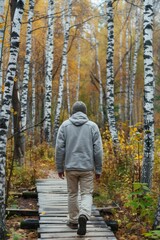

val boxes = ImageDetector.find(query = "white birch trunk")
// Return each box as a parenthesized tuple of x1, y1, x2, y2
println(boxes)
(141, 0, 154, 189)
(129, 8, 141, 125)
(0, 1, 25, 237)
(21, 0, 34, 131)
(32, 63, 35, 131)
(44, 0, 54, 142)
(96, 41, 104, 125)
(53, 0, 72, 145)
(118, 0, 125, 121)
(0, 1, 4, 106)
(61, 0, 70, 116)
(106, 0, 119, 145)
(66, 62, 71, 116)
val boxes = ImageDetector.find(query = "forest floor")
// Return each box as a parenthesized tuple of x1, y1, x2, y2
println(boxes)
(6, 169, 146, 240)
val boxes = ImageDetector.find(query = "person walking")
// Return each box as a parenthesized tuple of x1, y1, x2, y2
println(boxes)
(55, 101, 103, 236)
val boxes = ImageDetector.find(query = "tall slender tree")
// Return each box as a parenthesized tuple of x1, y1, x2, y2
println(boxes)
(53, 0, 72, 145)
(118, 0, 125, 121)
(44, 0, 54, 142)
(61, 0, 70, 116)
(129, 7, 141, 125)
(32, 62, 36, 133)
(21, 0, 34, 132)
(106, 0, 119, 146)
(10, 0, 24, 164)
(125, 24, 130, 122)
(141, 0, 154, 189)
(76, 36, 81, 101)
(66, 63, 71, 116)
(0, 0, 5, 106)
(95, 40, 104, 126)
(0, 1, 25, 237)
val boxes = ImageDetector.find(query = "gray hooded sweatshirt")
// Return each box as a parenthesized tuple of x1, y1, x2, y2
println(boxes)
(55, 112, 103, 174)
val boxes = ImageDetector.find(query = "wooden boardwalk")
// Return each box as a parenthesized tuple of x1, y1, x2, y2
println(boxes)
(36, 178, 117, 240)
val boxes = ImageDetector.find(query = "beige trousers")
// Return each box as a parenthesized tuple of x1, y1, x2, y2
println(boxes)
(66, 171, 94, 224)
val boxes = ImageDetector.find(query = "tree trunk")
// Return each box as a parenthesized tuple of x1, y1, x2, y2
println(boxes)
(66, 62, 71, 116)
(76, 37, 81, 101)
(10, 0, 24, 164)
(95, 41, 104, 126)
(106, 0, 119, 146)
(32, 63, 36, 134)
(12, 74, 24, 163)
(141, 0, 154, 189)
(44, 0, 54, 142)
(61, 0, 70, 116)
(129, 8, 141, 125)
(118, 0, 125, 121)
(0, 1, 25, 237)
(21, 0, 34, 131)
(125, 26, 130, 122)
(0, 0, 5, 106)
(53, 0, 72, 145)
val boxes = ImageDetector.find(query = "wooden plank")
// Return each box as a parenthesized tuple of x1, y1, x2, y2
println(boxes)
(38, 227, 109, 233)
(38, 236, 110, 240)
(40, 231, 115, 238)
(38, 211, 100, 216)
(39, 224, 108, 229)
(39, 220, 107, 226)
(39, 216, 104, 221)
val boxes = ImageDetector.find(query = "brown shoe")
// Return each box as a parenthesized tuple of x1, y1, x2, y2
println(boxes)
(77, 215, 87, 235)
(66, 221, 78, 229)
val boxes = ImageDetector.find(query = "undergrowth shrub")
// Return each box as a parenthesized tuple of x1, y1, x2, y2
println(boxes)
(96, 123, 160, 239)
(6, 141, 55, 192)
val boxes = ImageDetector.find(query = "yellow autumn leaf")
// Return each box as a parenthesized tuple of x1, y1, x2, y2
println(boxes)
(0, 22, 4, 29)
(41, 211, 46, 215)
(14, 76, 18, 82)
(10, 108, 14, 113)
(1, 84, 5, 93)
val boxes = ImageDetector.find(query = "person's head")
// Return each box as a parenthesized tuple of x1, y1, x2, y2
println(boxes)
(72, 101, 87, 115)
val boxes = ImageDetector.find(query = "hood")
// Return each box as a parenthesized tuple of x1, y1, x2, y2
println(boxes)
(69, 112, 89, 126)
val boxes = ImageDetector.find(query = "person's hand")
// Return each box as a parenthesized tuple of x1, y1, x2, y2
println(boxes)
(95, 174, 101, 182)
(58, 172, 65, 179)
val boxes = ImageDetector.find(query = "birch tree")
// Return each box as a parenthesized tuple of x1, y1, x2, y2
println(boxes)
(32, 62, 35, 132)
(66, 63, 71, 116)
(141, 0, 154, 189)
(61, 0, 70, 116)
(129, 8, 141, 125)
(95, 40, 104, 126)
(125, 23, 130, 122)
(106, 0, 119, 145)
(44, 0, 54, 142)
(10, 0, 24, 164)
(0, 0, 5, 106)
(118, 16, 123, 121)
(0, 1, 25, 237)
(21, 0, 34, 132)
(53, 0, 72, 145)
